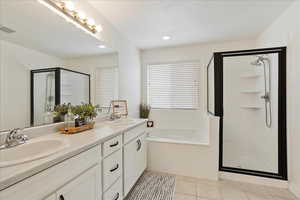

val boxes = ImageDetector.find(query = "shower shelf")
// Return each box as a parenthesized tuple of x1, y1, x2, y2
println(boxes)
(240, 106, 262, 109)
(240, 90, 262, 94)
(240, 74, 262, 79)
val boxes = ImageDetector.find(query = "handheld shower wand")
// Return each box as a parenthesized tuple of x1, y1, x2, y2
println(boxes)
(251, 55, 272, 128)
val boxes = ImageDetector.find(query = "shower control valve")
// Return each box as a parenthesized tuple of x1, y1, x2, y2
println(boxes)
(261, 93, 270, 102)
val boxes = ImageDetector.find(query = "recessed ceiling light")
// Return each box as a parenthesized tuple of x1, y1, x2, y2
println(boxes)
(98, 45, 106, 49)
(162, 35, 171, 40)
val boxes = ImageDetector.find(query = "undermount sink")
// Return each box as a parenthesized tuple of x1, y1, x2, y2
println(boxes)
(0, 138, 69, 168)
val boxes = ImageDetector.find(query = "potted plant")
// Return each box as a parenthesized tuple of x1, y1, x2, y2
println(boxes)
(53, 103, 69, 122)
(140, 104, 150, 119)
(72, 103, 100, 127)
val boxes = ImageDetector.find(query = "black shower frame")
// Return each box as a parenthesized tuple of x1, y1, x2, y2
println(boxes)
(30, 67, 91, 126)
(213, 47, 287, 180)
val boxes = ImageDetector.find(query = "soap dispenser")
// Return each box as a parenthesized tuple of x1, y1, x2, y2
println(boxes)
(64, 103, 75, 129)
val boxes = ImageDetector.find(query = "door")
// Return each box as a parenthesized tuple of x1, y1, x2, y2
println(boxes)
(124, 133, 147, 196)
(56, 164, 101, 200)
(212, 47, 287, 180)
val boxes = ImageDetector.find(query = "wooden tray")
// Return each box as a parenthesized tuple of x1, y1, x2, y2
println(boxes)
(59, 122, 95, 134)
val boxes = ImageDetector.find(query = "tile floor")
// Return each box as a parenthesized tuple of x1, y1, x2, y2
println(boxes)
(174, 175, 298, 200)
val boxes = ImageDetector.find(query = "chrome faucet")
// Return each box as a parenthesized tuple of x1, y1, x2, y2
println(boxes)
(105, 101, 122, 121)
(0, 128, 28, 150)
(110, 112, 122, 120)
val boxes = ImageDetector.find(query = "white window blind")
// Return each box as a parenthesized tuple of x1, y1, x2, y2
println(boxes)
(95, 67, 118, 107)
(147, 62, 200, 109)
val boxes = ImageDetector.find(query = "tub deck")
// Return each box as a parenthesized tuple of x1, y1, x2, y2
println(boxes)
(146, 128, 209, 145)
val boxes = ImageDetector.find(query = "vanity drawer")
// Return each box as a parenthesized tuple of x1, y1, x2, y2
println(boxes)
(103, 178, 122, 200)
(103, 135, 122, 157)
(103, 149, 122, 191)
(124, 123, 146, 144)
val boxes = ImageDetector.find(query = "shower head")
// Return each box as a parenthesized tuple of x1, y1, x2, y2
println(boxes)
(251, 55, 268, 66)
(251, 58, 262, 66)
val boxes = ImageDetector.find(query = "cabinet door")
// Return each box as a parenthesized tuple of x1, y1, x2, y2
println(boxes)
(56, 164, 101, 200)
(137, 133, 147, 176)
(123, 133, 147, 196)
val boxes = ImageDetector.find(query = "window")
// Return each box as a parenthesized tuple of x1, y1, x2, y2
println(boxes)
(95, 67, 118, 107)
(147, 62, 200, 109)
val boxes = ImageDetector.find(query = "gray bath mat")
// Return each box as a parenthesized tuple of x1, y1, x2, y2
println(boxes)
(126, 171, 176, 200)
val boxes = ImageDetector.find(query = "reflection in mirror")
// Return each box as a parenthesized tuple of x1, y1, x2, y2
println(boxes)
(32, 70, 56, 126)
(31, 68, 90, 126)
(0, 0, 118, 130)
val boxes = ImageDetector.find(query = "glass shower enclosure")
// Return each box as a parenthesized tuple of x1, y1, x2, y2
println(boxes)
(31, 67, 90, 126)
(207, 47, 287, 180)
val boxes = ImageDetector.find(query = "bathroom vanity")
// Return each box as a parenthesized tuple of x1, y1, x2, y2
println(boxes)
(0, 119, 147, 200)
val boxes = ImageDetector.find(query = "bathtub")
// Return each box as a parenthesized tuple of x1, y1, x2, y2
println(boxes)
(146, 115, 220, 180)
(147, 128, 209, 145)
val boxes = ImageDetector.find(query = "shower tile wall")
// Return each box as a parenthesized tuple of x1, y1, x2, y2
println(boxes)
(223, 54, 278, 173)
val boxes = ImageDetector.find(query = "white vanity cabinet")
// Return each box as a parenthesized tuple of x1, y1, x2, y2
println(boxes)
(103, 178, 122, 200)
(103, 149, 122, 191)
(123, 126, 147, 197)
(1, 121, 148, 200)
(0, 145, 102, 200)
(56, 164, 100, 200)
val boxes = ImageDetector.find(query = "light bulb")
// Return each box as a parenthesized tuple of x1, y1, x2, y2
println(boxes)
(87, 18, 95, 26)
(77, 12, 86, 20)
(98, 45, 106, 49)
(95, 25, 103, 32)
(162, 35, 171, 40)
(64, 1, 75, 11)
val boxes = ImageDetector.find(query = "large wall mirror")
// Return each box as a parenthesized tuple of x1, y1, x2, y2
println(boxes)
(0, 0, 119, 129)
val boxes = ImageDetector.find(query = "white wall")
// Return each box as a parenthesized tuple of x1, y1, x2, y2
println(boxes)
(0, 40, 63, 130)
(256, 2, 300, 197)
(118, 44, 141, 117)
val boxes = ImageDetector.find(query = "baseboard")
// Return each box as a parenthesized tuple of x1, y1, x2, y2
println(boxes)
(289, 183, 300, 198)
(147, 168, 219, 181)
(219, 172, 288, 188)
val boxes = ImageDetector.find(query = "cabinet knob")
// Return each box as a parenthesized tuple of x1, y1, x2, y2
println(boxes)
(59, 195, 65, 200)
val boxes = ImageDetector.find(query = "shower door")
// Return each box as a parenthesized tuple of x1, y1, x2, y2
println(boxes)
(211, 47, 287, 180)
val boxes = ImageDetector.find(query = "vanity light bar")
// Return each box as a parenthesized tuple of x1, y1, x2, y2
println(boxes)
(37, 0, 102, 35)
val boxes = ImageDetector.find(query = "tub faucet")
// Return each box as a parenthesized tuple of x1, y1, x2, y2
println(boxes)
(106, 101, 122, 121)
(110, 112, 122, 120)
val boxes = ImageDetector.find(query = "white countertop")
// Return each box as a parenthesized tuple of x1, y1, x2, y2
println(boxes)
(0, 118, 147, 191)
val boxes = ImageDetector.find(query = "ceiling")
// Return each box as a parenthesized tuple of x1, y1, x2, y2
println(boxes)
(89, 0, 294, 49)
(0, 0, 116, 58)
